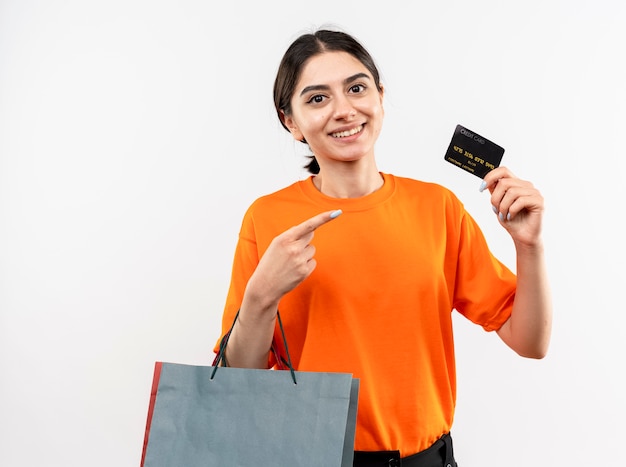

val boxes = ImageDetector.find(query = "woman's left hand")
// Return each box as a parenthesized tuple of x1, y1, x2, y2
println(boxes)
(480, 166, 544, 247)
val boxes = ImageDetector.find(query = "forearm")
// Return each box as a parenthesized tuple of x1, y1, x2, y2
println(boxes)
(497, 241, 553, 358)
(223, 275, 281, 369)
(221, 209, 340, 368)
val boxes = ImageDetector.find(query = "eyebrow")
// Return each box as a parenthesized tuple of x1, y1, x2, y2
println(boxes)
(299, 72, 371, 97)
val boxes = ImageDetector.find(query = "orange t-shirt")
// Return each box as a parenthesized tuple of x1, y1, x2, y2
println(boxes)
(216, 173, 515, 455)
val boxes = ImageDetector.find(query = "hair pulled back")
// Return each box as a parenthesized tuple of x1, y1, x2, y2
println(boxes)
(273, 29, 383, 174)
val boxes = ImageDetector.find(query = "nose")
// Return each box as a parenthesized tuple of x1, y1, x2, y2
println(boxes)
(333, 95, 357, 120)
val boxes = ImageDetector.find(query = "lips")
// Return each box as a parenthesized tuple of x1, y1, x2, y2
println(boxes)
(331, 124, 363, 138)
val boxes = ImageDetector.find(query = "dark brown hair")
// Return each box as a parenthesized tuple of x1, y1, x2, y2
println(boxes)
(273, 29, 383, 174)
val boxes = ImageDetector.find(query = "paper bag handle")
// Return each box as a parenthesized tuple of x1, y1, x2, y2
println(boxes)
(211, 310, 297, 384)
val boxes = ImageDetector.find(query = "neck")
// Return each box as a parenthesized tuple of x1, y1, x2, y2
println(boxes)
(313, 163, 383, 198)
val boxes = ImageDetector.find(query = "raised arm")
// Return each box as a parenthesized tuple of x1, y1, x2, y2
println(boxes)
(480, 167, 552, 358)
(224, 209, 342, 368)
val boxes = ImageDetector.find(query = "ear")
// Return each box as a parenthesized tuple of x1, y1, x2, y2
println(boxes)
(281, 111, 304, 142)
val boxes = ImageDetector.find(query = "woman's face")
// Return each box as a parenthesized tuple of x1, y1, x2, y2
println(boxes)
(283, 51, 384, 169)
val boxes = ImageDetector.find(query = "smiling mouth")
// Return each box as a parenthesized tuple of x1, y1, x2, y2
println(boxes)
(331, 125, 363, 138)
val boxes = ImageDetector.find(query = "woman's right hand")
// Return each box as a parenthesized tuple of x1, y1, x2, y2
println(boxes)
(244, 209, 342, 309)
(227, 209, 342, 368)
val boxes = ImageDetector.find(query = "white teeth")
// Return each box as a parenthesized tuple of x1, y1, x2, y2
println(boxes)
(331, 125, 363, 138)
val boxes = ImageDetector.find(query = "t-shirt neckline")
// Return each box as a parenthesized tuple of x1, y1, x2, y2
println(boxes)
(298, 172, 396, 211)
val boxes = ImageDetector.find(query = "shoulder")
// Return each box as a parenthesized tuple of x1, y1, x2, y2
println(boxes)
(239, 179, 316, 236)
(387, 173, 463, 207)
(245, 180, 305, 213)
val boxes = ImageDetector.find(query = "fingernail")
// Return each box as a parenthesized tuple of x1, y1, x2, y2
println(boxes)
(498, 212, 504, 222)
(492, 205, 498, 214)
(330, 209, 343, 219)
(479, 180, 487, 192)
(506, 212, 511, 221)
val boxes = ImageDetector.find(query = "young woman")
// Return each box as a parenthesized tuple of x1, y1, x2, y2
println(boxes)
(215, 28, 552, 467)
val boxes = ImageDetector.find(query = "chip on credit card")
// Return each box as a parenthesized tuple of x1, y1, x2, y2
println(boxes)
(444, 124, 504, 179)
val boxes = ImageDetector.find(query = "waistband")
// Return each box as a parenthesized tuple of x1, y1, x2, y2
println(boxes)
(353, 432, 457, 467)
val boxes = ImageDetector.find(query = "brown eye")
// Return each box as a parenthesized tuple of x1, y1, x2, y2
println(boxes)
(306, 94, 326, 104)
(349, 84, 365, 94)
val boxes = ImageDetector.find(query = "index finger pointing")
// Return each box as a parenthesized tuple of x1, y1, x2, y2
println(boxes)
(292, 209, 343, 238)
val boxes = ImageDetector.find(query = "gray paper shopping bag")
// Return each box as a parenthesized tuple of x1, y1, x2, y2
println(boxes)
(141, 311, 359, 467)
(141, 362, 359, 467)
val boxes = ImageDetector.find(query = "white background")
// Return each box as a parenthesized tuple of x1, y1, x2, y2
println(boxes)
(1, 1, 625, 466)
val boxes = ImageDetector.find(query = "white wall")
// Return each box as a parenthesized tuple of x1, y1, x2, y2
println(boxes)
(1, 1, 624, 465)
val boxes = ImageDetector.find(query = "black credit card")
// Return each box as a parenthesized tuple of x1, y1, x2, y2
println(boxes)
(444, 124, 505, 179)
